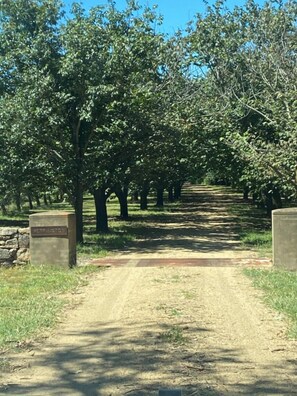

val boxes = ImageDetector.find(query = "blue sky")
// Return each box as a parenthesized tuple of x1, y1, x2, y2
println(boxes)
(63, 0, 264, 35)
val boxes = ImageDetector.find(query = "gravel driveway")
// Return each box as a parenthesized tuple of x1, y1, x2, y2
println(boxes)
(1, 185, 296, 395)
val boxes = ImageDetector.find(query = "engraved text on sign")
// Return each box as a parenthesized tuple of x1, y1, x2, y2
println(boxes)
(31, 226, 68, 238)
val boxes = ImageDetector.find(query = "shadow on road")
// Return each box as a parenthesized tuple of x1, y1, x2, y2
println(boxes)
(106, 185, 266, 257)
(2, 321, 296, 395)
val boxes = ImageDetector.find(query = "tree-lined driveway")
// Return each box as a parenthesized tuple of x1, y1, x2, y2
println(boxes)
(1, 186, 296, 396)
(108, 184, 262, 259)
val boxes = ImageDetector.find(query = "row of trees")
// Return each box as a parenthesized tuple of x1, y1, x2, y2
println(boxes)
(188, 0, 297, 214)
(0, 0, 296, 240)
(0, 0, 193, 241)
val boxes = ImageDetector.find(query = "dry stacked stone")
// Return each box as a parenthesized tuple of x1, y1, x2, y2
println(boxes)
(0, 228, 30, 267)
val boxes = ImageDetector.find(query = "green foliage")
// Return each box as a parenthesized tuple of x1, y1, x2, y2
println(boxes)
(245, 269, 297, 338)
(188, 0, 297, 200)
(1, 0, 296, 236)
(0, 0, 192, 239)
(0, 0, 62, 212)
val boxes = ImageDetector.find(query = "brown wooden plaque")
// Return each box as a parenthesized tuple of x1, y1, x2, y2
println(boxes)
(31, 226, 68, 238)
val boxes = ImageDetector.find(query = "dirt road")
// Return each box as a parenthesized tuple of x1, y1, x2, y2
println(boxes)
(1, 186, 296, 395)
(112, 185, 258, 259)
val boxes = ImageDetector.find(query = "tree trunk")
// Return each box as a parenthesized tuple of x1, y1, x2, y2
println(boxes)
(273, 188, 282, 209)
(265, 192, 273, 217)
(243, 186, 249, 200)
(48, 195, 52, 205)
(168, 186, 174, 202)
(74, 178, 84, 243)
(28, 194, 34, 210)
(140, 188, 149, 210)
(115, 186, 129, 219)
(43, 194, 48, 206)
(173, 186, 181, 199)
(1, 203, 7, 215)
(173, 183, 182, 200)
(15, 192, 21, 211)
(131, 191, 139, 202)
(156, 187, 164, 207)
(93, 187, 109, 233)
(34, 194, 41, 206)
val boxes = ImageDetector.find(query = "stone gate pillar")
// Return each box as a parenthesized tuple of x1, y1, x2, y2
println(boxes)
(272, 208, 297, 270)
(29, 211, 76, 268)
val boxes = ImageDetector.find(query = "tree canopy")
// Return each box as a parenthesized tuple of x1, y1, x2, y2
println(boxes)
(0, 0, 296, 239)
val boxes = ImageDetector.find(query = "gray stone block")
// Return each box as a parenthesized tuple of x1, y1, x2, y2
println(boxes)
(5, 238, 19, 248)
(0, 236, 10, 242)
(0, 228, 30, 267)
(0, 228, 18, 236)
(273, 208, 297, 270)
(19, 228, 30, 235)
(17, 248, 30, 263)
(0, 249, 13, 260)
(19, 234, 30, 248)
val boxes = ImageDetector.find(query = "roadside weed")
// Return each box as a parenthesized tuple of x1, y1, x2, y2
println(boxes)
(156, 304, 182, 317)
(159, 325, 188, 345)
(169, 308, 182, 317)
(171, 274, 181, 283)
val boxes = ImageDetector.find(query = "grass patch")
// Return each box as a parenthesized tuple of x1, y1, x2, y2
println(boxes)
(0, 212, 29, 228)
(170, 274, 181, 283)
(241, 231, 272, 256)
(76, 194, 181, 258)
(244, 268, 297, 338)
(228, 200, 272, 257)
(0, 264, 99, 352)
(159, 325, 188, 345)
(77, 231, 134, 258)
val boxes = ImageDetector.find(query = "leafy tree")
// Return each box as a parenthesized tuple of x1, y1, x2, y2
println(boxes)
(188, 0, 297, 210)
(0, 0, 62, 212)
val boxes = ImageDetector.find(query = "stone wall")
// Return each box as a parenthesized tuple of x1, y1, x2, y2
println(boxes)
(0, 228, 30, 267)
